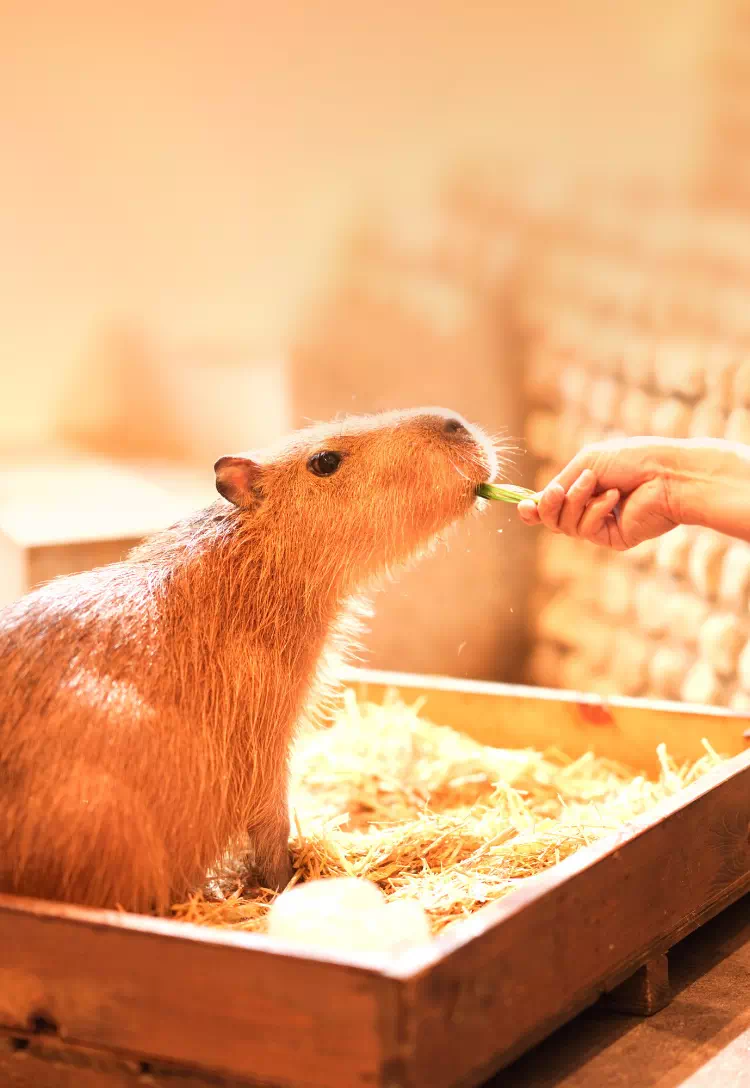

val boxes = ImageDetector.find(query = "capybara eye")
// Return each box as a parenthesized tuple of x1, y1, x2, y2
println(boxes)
(308, 451, 342, 477)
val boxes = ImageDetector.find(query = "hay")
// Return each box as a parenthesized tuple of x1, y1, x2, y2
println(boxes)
(172, 689, 724, 937)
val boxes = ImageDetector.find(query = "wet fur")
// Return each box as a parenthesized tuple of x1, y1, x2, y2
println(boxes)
(0, 408, 497, 912)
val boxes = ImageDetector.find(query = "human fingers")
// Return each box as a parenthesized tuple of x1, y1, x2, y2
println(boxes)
(535, 482, 566, 531)
(517, 499, 541, 525)
(557, 470, 599, 536)
(577, 489, 623, 547)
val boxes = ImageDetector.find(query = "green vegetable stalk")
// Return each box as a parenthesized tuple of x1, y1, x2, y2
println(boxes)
(476, 483, 540, 505)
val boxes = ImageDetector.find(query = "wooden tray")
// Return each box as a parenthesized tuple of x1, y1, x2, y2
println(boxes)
(2, 668, 749, 1088)
(0, 453, 213, 608)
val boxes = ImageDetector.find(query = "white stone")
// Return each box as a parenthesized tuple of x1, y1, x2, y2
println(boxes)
(265, 877, 431, 957)
(379, 900, 432, 951)
(266, 877, 385, 951)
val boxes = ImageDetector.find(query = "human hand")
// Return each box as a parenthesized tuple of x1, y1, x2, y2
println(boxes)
(517, 438, 684, 550)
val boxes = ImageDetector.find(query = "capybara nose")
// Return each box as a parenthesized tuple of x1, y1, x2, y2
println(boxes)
(418, 408, 474, 440)
(442, 417, 470, 436)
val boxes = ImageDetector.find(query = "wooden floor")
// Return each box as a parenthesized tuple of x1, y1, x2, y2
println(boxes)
(493, 893, 750, 1087)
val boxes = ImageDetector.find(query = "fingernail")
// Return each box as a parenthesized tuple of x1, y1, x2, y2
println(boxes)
(546, 483, 565, 501)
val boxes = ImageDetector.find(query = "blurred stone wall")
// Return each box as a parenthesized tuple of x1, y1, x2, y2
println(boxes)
(517, 188, 750, 709)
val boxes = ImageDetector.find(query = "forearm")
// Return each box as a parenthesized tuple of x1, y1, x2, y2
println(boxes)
(674, 439, 750, 544)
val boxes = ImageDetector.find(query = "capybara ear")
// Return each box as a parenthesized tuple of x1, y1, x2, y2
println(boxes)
(214, 456, 264, 508)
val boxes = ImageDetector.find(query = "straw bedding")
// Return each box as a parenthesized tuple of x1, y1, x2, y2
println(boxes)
(172, 689, 723, 937)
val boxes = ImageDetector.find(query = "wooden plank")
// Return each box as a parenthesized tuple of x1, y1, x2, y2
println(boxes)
(26, 539, 143, 591)
(0, 529, 26, 608)
(0, 1030, 153, 1088)
(0, 1027, 251, 1087)
(342, 666, 750, 772)
(0, 897, 401, 1088)
(0, 454, 214, 604)
(0, 456, 192, 548)
(397, 751, 750, 1088)
(599, 954, 671, 1016)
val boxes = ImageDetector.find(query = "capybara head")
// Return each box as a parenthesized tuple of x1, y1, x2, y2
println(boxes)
(214, 407, 499, 591)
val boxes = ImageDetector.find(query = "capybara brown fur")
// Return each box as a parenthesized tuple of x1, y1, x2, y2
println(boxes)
(0, 408, 497, 912)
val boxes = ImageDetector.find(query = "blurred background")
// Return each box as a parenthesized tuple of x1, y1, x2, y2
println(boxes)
(3, 0, 750, 706)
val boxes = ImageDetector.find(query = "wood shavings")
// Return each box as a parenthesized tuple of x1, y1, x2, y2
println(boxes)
(172, 692, 725, 938)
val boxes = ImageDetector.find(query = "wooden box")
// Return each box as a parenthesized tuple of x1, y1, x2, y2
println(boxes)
(1, 668, 749, 1088)
(0, 454, 215, 607)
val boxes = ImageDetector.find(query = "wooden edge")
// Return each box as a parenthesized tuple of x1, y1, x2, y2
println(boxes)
(340, 665, 750, 724)
(339, 665, 750, 773)
(0, 890, 392, 970)
(0, 895, 404, 1085)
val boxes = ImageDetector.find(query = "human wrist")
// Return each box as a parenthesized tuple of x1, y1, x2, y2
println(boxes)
(672, 439, 750, 539)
